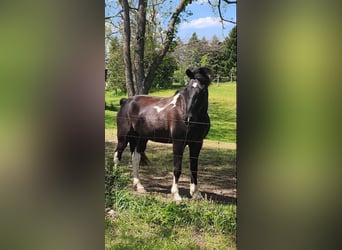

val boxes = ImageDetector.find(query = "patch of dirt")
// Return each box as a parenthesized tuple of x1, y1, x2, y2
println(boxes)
(137, 165, 236, 205)
(106, 140, 236, 205)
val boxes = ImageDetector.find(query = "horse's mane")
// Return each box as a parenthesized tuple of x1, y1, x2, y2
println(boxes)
(174, 88, 184, 95)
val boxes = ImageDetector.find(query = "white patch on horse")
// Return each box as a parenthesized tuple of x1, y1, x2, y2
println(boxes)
(192, 81, 198, 88)
(171, 176, 182, 201)
(190, 183, 196, 196)
(132, 150, 145, 192)
(154, 106, 165, 113)
(154, 93, 180, 113)
(190, 183, 203, 200)
(113, 151, 119, 167)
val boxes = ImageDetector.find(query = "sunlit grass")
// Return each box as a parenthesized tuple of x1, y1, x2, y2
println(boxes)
(105, 82, 236, 142)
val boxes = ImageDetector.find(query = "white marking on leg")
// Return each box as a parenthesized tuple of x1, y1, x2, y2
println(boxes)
(190, 183, 196, 196)
(154, 93, 180, 113)
(171, 176, 182, 201)
(132, 150, 145, 192)
(113, 152, 119, 167)
(190, 183, 203, 200)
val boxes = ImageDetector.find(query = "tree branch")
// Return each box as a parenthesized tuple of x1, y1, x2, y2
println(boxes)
(105, 10, 123, 20)
(218, 0, 236, 24)
(144, 0, 191, 91)
(223, 0, 237, 4)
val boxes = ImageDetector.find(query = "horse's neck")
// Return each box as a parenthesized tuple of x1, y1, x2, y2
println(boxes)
(175, 91, 186, 111)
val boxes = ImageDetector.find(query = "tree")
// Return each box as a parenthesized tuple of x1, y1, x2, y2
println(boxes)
(153, 54, 178, 89)
(117, 0, 192, 96)
(106, 37, 126, 93)
(221, 25, 237, 76)
(173, 33, 210, 76)
(206, 35, 224, 76)
(119, 0, 135, 96)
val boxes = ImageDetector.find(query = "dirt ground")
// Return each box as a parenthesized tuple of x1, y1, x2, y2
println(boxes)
(106, 138, 236, 205)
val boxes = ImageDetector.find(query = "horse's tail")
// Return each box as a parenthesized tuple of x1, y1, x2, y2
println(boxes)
(140, 152, 151, 166)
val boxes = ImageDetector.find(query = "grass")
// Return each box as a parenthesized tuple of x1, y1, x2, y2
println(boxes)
(105, 82, 236, 249)
(105, 82, 236, 142)
(208, 83, 236, 142)
(105, 143, 237, 249)
(105, 190, 236, 250)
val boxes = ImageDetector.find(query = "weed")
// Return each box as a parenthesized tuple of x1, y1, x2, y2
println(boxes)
(105, 158, 130, 208)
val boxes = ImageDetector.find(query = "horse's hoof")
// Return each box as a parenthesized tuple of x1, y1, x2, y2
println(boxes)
(173, 193, 182, 202)
(136, 186, 146, 193)
(192, 191, 203, 200)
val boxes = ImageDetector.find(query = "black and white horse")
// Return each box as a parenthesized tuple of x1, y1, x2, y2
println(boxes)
(114, 67, 212, 201)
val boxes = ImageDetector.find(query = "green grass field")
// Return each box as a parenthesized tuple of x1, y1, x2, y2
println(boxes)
(105, 82, 236, 143)
(105, 193, 236, 249)
(105, 82, 236, 249)
(105, 145, 237, 250)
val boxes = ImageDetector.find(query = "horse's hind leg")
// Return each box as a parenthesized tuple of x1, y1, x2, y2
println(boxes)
(113, 136, 128, 167)
(131, 138, 147, 193)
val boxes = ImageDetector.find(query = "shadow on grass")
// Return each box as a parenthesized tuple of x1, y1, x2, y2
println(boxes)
(105, 102, 119, 111)
(108, 232, 201, 250)
(105, 141, 236, 205)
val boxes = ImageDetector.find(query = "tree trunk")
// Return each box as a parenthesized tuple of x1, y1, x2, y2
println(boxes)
(134, 0, 147, 94)
(120, 0, 135, 97)
(119, 0, 190, 95)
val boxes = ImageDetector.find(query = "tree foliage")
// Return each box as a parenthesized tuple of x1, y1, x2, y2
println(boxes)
(172, 26, 237, 81)
(114, 0, 192, 95)
(153, 54, 178, 89)
(105, 1, 237, 94)
(221, 25, 237, 76)
(106, 37, 126, 93)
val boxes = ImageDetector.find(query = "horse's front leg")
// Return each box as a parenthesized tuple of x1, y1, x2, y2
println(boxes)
(189, 142, 203, 200)
(171, 142, 185, 201)
(132, 149, 145, 192)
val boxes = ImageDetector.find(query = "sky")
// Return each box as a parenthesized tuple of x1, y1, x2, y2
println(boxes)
(177, 0, 236, 42)
(105, 0, 236, 42)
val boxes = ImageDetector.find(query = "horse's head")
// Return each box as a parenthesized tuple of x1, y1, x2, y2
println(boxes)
(183, 67, 212, 122)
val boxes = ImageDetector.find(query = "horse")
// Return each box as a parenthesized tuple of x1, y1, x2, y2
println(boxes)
(113, 67, 212, 201)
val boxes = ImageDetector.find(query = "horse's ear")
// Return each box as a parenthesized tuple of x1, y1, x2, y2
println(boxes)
(186, 69, 194, 79)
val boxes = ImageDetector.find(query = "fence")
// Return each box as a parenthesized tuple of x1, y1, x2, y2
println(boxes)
(214, 75, 237, 83)
(105, 128, 236, 203)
